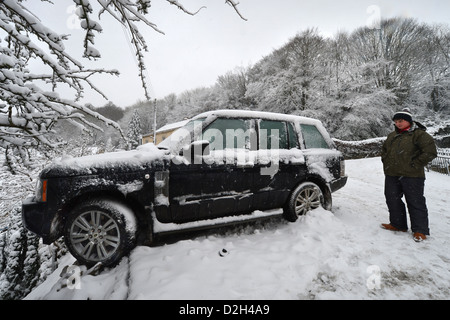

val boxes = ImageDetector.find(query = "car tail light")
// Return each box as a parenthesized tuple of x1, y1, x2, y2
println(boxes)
(42, 180, 48, 202)
(340, 160, 346, 177)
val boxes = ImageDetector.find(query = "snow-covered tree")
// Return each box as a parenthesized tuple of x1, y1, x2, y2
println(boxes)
(412, 24, 450, 115)
(245, 29, 329, 113)
(216, 67, 251, 109)
(126, 109, 141, 149)
(0, 0, 246, 170)
(1, 0, 121, 168)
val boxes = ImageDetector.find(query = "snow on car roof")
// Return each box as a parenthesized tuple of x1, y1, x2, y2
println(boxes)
(156, 119, 189, 133)
(192, 109, 322, 125)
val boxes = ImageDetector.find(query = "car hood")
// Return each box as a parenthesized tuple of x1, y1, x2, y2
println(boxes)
(41, 144, 167, 178)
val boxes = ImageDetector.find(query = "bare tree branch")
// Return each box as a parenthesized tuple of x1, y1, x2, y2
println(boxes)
(166, 0, 206, 16)
(225, 0, 248, 21)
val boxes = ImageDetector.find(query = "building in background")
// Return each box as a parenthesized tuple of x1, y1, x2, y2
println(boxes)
(142, 119, 189, 145)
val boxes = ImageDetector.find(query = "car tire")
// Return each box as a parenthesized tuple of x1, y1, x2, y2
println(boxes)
(283, 182, 324, 222)
(64, 198, 137, 267)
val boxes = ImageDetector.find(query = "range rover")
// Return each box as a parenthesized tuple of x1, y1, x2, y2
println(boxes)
(22, 110, 347, 267)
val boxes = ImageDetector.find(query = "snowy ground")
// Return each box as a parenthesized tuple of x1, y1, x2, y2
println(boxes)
(25, 157, 450, 300)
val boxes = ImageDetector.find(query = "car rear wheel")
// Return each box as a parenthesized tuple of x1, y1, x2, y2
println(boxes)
(64, 198, 136, 267)
(283, 182, 324, 222)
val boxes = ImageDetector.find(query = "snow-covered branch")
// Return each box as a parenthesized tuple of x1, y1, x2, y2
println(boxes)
(0, 0, 247, 171)
(75, 0, 103, 59)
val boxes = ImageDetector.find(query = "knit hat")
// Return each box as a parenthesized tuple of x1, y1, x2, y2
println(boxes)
(392, 108, 413, 123)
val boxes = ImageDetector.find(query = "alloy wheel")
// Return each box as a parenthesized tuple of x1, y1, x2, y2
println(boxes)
(69, 210, 121, 262)
(294, 185, 322, 216)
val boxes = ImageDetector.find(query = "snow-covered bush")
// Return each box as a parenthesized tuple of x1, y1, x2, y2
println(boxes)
(0, 143, 102, 300)
(0, 205, 67, 300)
(333, 137, 386, 159)
(0, 208, 41, 300)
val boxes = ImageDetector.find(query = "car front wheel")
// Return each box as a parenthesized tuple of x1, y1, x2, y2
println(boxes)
(283, 182, 324, 222)
(64, 198, 137, 267)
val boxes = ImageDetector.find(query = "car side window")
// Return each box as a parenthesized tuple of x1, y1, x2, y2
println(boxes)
(300, 124, 330, 149)
(203, 118, 251, 150)
(259, 120, 288, 150)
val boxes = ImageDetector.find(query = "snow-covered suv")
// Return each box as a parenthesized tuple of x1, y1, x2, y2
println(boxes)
(22, 110, 347, 267)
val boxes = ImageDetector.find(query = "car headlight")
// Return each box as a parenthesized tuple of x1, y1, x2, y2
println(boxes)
(35, 179, 48, 202)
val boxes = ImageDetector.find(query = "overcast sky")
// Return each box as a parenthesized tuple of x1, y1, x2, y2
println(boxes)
(28, 0, 450, 108)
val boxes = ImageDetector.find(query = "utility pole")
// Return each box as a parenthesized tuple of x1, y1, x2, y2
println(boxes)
(153, 99, 157, 144)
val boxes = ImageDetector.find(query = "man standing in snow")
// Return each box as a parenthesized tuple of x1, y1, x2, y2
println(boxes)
(380, 108, 437, 242)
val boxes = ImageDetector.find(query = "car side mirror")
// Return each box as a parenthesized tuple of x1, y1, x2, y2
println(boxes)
(179, 140, 210, 162)
(191, 140, 210, 157)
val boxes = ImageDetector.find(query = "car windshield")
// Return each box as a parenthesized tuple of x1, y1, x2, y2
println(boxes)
(157, 117, 207, 153)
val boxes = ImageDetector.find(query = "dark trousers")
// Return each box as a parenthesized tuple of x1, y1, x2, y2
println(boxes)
(384, 175, 430, 235)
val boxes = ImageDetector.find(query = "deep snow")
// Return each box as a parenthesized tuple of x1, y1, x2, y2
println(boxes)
(25, 157, 450, 300)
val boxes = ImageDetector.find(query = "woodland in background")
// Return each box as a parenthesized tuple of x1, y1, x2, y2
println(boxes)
(83, 17, 449, 151)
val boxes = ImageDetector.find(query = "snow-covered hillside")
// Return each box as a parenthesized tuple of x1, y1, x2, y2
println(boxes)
(25, 157, 450, 300)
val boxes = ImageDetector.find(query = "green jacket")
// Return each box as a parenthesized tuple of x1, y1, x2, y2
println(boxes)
(381, 122, 437, 178)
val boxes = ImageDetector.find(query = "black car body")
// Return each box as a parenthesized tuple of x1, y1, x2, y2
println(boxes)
(22, 110, 347, 266)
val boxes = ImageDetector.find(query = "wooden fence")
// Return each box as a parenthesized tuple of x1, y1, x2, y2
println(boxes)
(429, 149, 450, 176)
